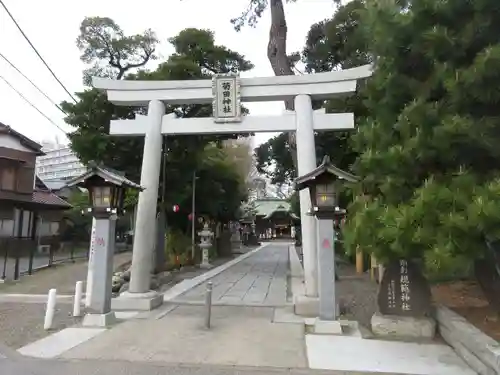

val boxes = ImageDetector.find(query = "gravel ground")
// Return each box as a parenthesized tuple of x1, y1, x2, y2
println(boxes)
(295, 246, 378, 329)
(336, 272, 378, 328)
(0, 302, 82, 349)
(0, 252, 132, 295)
(0, 252, 131, 350)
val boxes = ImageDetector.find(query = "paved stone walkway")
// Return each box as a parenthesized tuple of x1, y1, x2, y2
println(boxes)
(171, 243, 289, 307)
(55, 244, 303, 368)
(61, 305, 307, 368)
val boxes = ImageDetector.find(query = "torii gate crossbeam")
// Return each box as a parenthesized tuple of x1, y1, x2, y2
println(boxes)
(94, 65, 372, 313)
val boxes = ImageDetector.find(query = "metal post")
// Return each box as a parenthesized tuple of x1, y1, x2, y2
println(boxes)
(191, 171, 196, 261)
(154, 138, 168, 274)
(28, 215, 37, 275)
(48, 240, 54, 267)
(14, 210, 23, 280)
(13, 245, 20, 281)
(28, 244, 34, 275)
(1, 240, 8, 280)
(205, 281, 213, 329)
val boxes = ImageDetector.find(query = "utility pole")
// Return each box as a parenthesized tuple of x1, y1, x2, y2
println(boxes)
(154, 138, 167, 273)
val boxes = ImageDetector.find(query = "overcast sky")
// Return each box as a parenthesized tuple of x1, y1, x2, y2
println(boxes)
(0, 0, 337, 147)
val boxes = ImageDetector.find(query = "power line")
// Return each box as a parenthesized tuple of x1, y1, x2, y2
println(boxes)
(0, 74, 68, 135)
(0, 0, 77, 103)
(0, 51, 67, 115)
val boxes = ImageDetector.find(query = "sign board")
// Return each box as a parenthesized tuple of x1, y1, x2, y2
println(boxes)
(378, 259, 432, 317)
(212, 74, 241, 123)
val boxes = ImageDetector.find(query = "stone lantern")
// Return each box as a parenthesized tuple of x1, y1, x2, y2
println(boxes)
(295, 156, 358, 329)
(198, 223, 214, 269)
(67, 161, 142, 327)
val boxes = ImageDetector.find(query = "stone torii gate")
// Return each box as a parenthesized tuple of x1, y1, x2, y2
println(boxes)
(93, 65, 371, 311)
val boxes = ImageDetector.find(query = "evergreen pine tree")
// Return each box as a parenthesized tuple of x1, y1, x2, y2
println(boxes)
(344, 0, 500, 274)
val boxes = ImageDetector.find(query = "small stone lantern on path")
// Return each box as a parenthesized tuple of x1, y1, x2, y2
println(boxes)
(295, 156, 358, 329)
(66, 161, 142, 327)
(198, 223, 214, 269)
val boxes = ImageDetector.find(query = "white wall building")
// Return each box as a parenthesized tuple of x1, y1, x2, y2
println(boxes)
(36, 141, 87, 181)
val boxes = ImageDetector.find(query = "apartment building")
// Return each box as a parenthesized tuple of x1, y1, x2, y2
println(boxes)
(36, 141, 87, 181)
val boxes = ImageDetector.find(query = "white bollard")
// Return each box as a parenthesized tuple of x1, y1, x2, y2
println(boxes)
(44, 288, 57, 330)
(73, 281, 83, 317)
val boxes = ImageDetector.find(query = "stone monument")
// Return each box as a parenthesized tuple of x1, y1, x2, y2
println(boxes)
(372, 259, 436, 339)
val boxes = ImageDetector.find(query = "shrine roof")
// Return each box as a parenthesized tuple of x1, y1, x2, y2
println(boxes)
(254, 198, 299, 220)
(65, 161, 142, 190)
(294, 155, 358, 191)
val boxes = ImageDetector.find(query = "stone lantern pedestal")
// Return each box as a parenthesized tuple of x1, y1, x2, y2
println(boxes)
(199, 223, 214, 269)
(293, 155, 358, 332)
(65, 161, 143, 325)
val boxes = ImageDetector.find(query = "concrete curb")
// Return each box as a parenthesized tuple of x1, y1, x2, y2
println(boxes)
(165, 299, 291, 308)
(289, 245, 304, 278)
(437, 305, 500, 375)
(162, 243, 270, 302)
(0, 293, 74, 303)
(17, 327, 106, 359)
(289, 245, 305, 299)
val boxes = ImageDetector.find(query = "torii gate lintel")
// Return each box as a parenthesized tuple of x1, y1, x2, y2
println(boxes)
(95, 65, 372, 312)
(109, 112, 354, 136)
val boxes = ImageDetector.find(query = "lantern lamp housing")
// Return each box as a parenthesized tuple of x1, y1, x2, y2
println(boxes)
(65, 161, 142, 218)
(294, 155, 358, 219)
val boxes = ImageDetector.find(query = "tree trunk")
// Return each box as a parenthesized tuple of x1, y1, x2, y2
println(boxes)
(267, 0, 298, 169)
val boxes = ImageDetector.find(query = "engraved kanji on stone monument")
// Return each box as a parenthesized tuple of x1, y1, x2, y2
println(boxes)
(212, 74, 241, 123)
(399, 259, 411, 311)
(378, 259, 432, 317)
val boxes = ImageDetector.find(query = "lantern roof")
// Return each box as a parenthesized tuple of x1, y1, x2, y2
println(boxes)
(65, 160, 143, 190)
(294, 155, 358, 191)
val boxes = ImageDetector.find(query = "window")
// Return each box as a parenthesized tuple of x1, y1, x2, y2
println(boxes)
(0, 219, 14, 237)
(0, 167, 16, 190)
(49, 222, 59, 235)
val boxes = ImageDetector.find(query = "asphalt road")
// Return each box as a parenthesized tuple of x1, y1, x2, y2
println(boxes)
(0, 357, 385, 375)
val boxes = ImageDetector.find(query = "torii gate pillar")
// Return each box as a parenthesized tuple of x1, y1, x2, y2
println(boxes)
(94, 64, 372, 312)
(295, 94, 319, 297)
